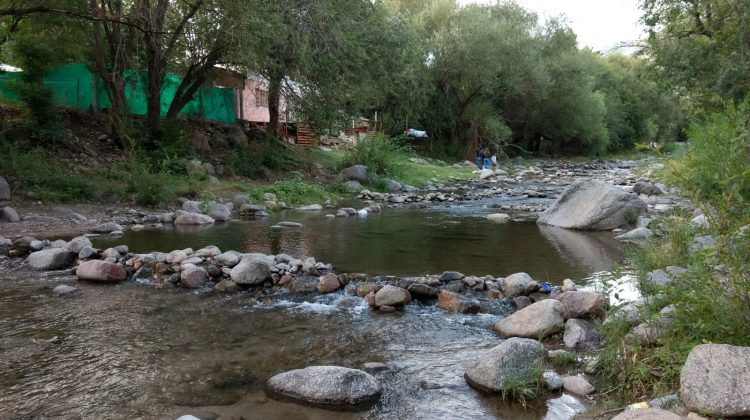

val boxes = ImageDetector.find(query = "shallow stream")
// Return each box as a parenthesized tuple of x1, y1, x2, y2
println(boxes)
(1, 198, 628, 419)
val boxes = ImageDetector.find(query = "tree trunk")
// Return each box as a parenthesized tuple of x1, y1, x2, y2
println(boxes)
(267, 70, 283, 136)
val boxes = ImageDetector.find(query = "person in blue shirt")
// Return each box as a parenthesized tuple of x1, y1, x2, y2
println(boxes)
(475, 146, 484, 170)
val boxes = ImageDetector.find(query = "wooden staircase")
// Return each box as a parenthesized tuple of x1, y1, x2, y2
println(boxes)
(296, 123, 315, 146)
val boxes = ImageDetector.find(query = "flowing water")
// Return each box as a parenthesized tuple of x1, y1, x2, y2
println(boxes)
(0, 199, 628, 419)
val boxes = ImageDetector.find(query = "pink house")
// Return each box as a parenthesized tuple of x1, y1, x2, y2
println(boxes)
(236, 73, 293, 124)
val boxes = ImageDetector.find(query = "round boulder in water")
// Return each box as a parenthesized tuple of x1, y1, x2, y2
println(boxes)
(266, 366, 382, 410)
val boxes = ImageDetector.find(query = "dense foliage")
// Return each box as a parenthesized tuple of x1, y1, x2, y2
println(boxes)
(0, 0, 683, 157)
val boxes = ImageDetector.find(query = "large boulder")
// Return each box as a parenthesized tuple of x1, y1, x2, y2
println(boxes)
(28, 248, 76, 270)
(174, 212, 214, 225)
(680, 344, 750, 417)
(2, 206, 19, 222)
(76, 260, 127, 282)
(633, 181, 663, 196)
(0, 176, 10, 201)
(374, 285, 411, 307)
(493, 299, 565, 338)
(464, 338, 547, 392)
(341, 165, 368, 184)
(266, 366, 381, 410)
(558, 291, 608, 319)
(230, 254, 272, 285)
(537, 180, 646, 230)
(501, 272, 538, 298)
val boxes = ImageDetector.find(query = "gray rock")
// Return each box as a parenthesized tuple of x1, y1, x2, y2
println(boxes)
(53, 285, 78, 296)
(562, 279, 577, 292)
(180, 264, 208, 288)
(2, 206, 19, 222)
(562, 376, 595, 396)
(543, 371, 564, 390)
(502, 272, 539, 298)
(208, 203, 231, 222)
(437, 290, 480, 313)
(76, 260, 127, 282)
(537, 180, 647, 230)
(487, 213, 511, 223)
(637, 216, 652, 228)
(387, 180, 402, 192)
(611, 408, 682, 420)
(91, 222, 124, 233)
(690, 235, 716, 252)
(512, 296, 532, 310)
(691, 214, 709, 228)
(544, 394, 587, 420)
(215, 251, 241, 267)
(230, 255, 272, 285)
(342, 165, 368, 184)
(174, 212, 214, 225)
(288, 275, 320, 293)
(278, 221, 303, 228)
(267, 366, 381, 410)
(66, 236, 93, 254)
(647, 269, 672, 287)
(374, 285, 411, 307)
(563, 319, 602, 351)
(29, 240, 45, 251)
(182, 200, 202, 213)
(615, 227, 654, 243)
(0, 176, 10, 201)
(464, 338, 547, 392)
(78, 246, 97, 260)
(439, 271, 464, 282)
(28, 248, 76, 270)
(407, 283, 438, 298)
(680, 343, 750, 417)
(558, 291, 608, 319)
(493, 299, 565, 338)
(633, 182, 663, 196)
(297, 204, 323, 211)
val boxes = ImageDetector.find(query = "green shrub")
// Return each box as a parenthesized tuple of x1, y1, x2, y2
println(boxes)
(257, 179, 337, 207)
(0, 142, 99, 202)
(343, 133, 409, 176)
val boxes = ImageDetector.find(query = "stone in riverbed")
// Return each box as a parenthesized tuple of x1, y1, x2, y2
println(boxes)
(215, 251, 241, 267)
(66, 236, 93, 254)
(439, 271, 464, 282)
(486, 213, 511, 223)
(208, 202, 231, 222)
(78, 246, 97, 260)
(174, 212, 214, 225)
(180, 264, 207, 288)
(341, 165, 368, 184)
(501, 272, 538, 298)
(680, 343, 750, 417)
(289, 275, 320, 293)
(438, 290, 481, 313)
(356, 283, 380, 297)
(53, 285, 78, 296)
(563, 319, 602, 351)
(543, 371, 564, 390)
(407, 283, 438, 298)
(537, 180, 646, 230)
(317, 273, 341, 293)
(558, 291, 608, 319)
(76, 260, 127, 282)
(266, 366, 381, 410)
(374, 285, 411, 307)
(297, 204, 323, 211)
(230, 255, 272, 285)
(1, 206, 19, 222)
(214, 279, 239, 293)
(562, 375, 595, 396)
(28, 248, 76, 270)
(464, 338, 547, 392)
(611, 409, 683, 420)
(493, 299, 565, 338)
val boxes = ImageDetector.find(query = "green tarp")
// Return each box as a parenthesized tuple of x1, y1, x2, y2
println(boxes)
(0, 63, 236, 124)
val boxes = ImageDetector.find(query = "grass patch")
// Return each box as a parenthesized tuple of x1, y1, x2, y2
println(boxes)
(549, 351, 577, 366)
(499, 361, 544, 408)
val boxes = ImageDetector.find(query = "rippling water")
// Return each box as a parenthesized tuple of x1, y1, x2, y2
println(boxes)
(1, 201, 629, 419)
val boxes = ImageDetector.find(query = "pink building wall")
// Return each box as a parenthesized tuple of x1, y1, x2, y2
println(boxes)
(237, 75, 290, 124)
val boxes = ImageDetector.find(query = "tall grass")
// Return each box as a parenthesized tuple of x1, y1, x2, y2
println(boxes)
(342, 133, 410, 176)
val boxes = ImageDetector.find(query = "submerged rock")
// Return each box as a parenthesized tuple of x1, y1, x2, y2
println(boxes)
(53, 285, 78, 296)
(266, 366, 381, 410)
(464, 338, 547, 392)
(537, 180, 646, 230)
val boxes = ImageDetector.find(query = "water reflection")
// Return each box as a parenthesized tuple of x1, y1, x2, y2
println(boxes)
(91, 208, 626, 283)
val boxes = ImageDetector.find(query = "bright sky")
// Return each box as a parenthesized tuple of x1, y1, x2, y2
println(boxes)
(458, 0, 644, 53)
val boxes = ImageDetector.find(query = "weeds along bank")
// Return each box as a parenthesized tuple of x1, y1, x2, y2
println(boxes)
(596, 99, 750, 410)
